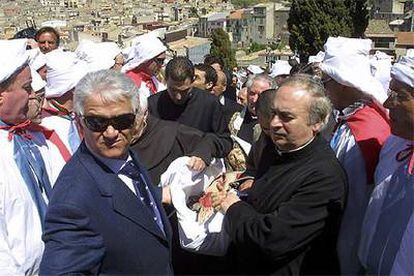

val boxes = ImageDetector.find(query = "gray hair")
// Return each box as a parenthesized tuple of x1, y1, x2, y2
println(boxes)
(279, 74, 332, 130)
(245, 73, 277, 91)
(74, 70, 140, 115)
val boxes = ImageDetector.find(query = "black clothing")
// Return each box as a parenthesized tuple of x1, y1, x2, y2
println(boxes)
(225, 135, 347, 275)
(148, 88, 233, 159)
(238, 110, 258, 144)
(243, 132, 277, 180)
(223, 98, 243, 126)
(131, 115, 206, 185)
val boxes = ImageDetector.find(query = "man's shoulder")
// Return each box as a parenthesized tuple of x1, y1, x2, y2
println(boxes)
(148, 90, 165, 102)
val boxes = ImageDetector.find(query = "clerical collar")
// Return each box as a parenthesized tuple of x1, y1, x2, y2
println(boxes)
(275, 136, 316, 156)
(90, 149, 132, 174)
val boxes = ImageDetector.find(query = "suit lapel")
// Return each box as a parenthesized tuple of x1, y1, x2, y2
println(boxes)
(77, 142, 167, 241)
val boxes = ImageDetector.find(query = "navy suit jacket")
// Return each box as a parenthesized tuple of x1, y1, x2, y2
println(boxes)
(40, 142, 173, 275)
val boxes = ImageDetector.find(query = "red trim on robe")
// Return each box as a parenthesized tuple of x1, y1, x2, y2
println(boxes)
(126, 69, 157, 95)
(347, 101, 391, 184)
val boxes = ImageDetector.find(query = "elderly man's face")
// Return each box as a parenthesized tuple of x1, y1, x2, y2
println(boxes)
(0, 66, 32, 124)
(37, 32, 58, 54)
(384, 79, 414, 140)
(27, 89, 45, 124)
(270, 85, 320, 151)
(248, 80, 271, 115)
(79, 93, 139, 159)
(167, 77, 193, 105)
(237, 87, 248, 106)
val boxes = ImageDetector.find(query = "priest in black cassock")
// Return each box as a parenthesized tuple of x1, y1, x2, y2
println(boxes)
(213, 74, 348, 275)
(148, 57, 233, 171)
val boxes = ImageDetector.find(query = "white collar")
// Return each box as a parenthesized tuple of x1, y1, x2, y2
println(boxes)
(275, 136, 315, 155)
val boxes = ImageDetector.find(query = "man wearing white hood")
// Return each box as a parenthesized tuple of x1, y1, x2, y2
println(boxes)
(122, 33, 167, 98)
(320, 36, 391, 274)
(75, 40, 124, 72)
(0, 39, 65, 275)
(359, 55, 414, 275)
(41, 49, 89, 155)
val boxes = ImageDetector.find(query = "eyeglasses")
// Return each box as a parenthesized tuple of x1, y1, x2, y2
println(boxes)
(154, 58, 165, 65)
(82, 113, 136, 132)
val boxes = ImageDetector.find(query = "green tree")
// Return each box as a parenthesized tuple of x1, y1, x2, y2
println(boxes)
(345, 0, 370, 37)
(210, 28, 237, 69)
(288, 0, 352, 62)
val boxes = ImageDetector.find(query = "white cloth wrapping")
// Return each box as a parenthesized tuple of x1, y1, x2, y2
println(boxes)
(75, 40, 121, 72)
(308, 51, 325, 64)
(269, 60, 291, 77)
(391, 56, 414, 88)
(27, 48, 46, 71)
(121, 33, 167, 73)
(320, 36, 387, 104)
(45, 49, 89, 99)
(370, 51, 392, 92)
(0, 129, 65, 275)
(0, 39, 28, 84)
(160, 157, 230, 256)
(246, 65, 264, 75)
(30, 69, 46, 92)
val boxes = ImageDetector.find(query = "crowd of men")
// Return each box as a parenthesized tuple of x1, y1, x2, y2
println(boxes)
(0, 26, 413, 275)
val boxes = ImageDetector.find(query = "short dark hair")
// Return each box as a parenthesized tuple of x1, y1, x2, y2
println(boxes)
(194, 63, 218, 86)
(256, 89, 275, 120)
(35, 27, 60, 46)
(204, 54, 224, 70)
(165, 56, 194, 82)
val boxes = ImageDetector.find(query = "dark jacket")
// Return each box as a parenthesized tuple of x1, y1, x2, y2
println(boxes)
(40, 142, 173, 275)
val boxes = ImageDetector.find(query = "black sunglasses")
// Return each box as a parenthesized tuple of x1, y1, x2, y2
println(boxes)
(154, 58, 165, 65)
(82, 113, 136, 132)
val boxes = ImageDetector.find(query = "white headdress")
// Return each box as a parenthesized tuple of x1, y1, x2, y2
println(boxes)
(75, 40, 121, 72)
(0, 39, 29, 84)
(320, 36, 387, 103)
(391, 56, 414, 88)
(45, 49, 89, 99)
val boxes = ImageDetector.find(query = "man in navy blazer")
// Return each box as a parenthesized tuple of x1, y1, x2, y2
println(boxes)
(40, 70, 173, 274)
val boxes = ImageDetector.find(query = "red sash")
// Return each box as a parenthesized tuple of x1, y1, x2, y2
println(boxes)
(347, 101, 391, 183)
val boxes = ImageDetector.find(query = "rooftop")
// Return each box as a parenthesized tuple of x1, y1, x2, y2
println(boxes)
(396, 32, 414, 46)
(365, 19, 394, 35)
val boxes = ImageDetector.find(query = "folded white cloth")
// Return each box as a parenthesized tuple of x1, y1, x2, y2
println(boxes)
(28, 48, 46, 71)
(308, 51, 325, 64)
(31, 68, 46, 92)
(246, 65, 264, 75)
(160, 157, 230, 256)
(391, 56, 414, 88)
(370, 51, 392, 92)
(269, 60, 291, 77)
(45, 49, 89, 99)
(320, 36, 387, 104)
(75, 40, 121, 72)
(121, 33, 167, 73)
(0, 39, 28, 84)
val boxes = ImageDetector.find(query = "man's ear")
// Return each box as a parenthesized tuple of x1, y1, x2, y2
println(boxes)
(311, 121, 323, 134)
(75, 115, 85, 137)
(206, 81, 214, 90)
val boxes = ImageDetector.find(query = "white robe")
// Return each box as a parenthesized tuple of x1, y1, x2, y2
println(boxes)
(359, 135, 414, 275)
(41, 115, 80, 155)
(0, 129, 65, 275)
(138, 76, 166, 99)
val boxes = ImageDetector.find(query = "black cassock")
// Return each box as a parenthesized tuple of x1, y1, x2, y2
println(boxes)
(225, 135, 348, 275)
